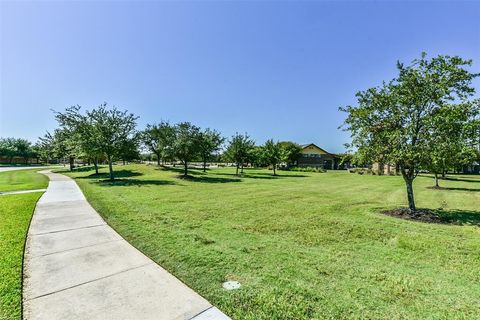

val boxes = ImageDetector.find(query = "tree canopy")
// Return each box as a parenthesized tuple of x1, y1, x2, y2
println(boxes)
(198, 128, 224, 172)
(341, 53, 479, 212)
(263, 139, 282, 175)
(141, 121, 175, 165)
(225, 133, 255, 175)
(172, 122, 202, 177)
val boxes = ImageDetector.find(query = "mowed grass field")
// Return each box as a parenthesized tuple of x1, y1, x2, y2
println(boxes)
(0, 170, 46, 320)
(64, 164, 480, 319)
(0, 170, 48, 192)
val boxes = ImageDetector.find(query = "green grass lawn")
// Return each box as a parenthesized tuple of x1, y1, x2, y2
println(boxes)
(0, 170, 46, 320)
(0, 170, 48, 192)
(63, 164, 480, 319)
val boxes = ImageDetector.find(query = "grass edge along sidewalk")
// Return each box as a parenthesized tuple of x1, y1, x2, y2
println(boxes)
(0, 192, 43, 320)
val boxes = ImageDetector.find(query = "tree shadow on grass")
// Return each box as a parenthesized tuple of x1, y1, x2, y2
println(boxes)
(444, 177, 480, 183)
(95, 178, 177, 187)
(253, 171, 309, 178)
(154, 165, 208, 175)
(78, 170, 143, 180)
(71, 165, 98, 172)
(188, 176, 241, 183)
(428, 186, 480, 192)
(433, 209, 480, 226)
(157, 166, 241, 183)
(217, 172, 308, 179)
(418, 174, 480, 184)
(382, 207, 480, 226)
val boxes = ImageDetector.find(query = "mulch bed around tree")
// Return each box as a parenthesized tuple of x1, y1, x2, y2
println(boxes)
(382, 208, 447, 224)
(176, 174, 195, 180)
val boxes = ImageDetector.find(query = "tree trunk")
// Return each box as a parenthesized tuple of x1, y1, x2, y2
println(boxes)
(94, 158, 99, 175)
(69, 156, 74, 171)
(434, 172, 439, 188)
(401, 167, 416, 212)
(236, 164, 239, 176)
(203, 159, 207, 172)
(157, 153, 161, 166)
(442, 170, 446, 179)
(273, 164, 276, 176)
(241, 163, 244, 174)
(108, 157, 114, 180)
(184, 162, 188, 177)
(404, 177, 416, 212)
(123, 159, 126, 165)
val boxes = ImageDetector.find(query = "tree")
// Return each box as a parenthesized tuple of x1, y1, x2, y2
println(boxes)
(14, 139, 33, 164)
(141, 122, 175, 165)
(35, 132, 55, 164)
(278, 141, 302, 167)
(0, 138, 17, 163)
(341, 53, 478, 213)
(0, 138, 33, 164)
(87, 104, 138, 180)
(76, 113, 105, 174)
(337, 152, 355, 169)
(119, 134, 141, 165)
(263, 139, 282, 175)
(51, 128, 76, 170)
(250, 145, 267, 167)
(225, 133, 255, 175)
(426, 102, 478, 187)
(198, 129, 224, 172)
(172, 122, 201, 177)
(53, 105, 84, 171)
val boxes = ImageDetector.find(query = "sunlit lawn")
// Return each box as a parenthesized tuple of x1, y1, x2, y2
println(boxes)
(0, 170, 48, 192)
(64, 164, 480, 319)
(0, 170, 45, 320)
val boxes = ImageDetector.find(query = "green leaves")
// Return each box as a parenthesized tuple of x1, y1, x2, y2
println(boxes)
(225, 133, 255, 173)
(141, 121, 176, 163)
(341, 53, 479, 211)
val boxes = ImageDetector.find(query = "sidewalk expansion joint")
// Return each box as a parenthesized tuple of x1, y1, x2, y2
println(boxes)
(30, 223, 106, 236)
(27, 262, 154, 301)
(30, 239, 123, 258)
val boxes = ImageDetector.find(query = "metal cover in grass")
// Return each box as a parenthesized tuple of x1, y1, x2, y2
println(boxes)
(222, 281, 241, 290)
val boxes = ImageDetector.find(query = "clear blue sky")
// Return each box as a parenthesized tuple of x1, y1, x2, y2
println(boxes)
(1, 1, 479, 153)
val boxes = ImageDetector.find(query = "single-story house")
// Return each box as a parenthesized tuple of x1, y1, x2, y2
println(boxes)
(298, 143, 340, 170)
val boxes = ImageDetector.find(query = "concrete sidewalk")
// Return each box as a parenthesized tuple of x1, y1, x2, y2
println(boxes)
(23, 171, 230, 320)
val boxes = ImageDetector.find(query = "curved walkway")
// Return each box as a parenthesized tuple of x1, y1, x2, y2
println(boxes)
(23, 171, 230, 320)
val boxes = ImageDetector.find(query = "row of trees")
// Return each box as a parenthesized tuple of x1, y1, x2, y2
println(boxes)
(30, 104, 304, 180)
(0, 137, 35, 164)
(342, 53, 480, 213)
(140, 123, 304, 177)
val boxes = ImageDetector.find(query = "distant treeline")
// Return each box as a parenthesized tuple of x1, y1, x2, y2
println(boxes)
(0, 104, 306, 179)
(0, 137, 40, 165)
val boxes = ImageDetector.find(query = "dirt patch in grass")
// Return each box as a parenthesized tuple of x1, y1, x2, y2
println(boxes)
(382, 208, 447, 224)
